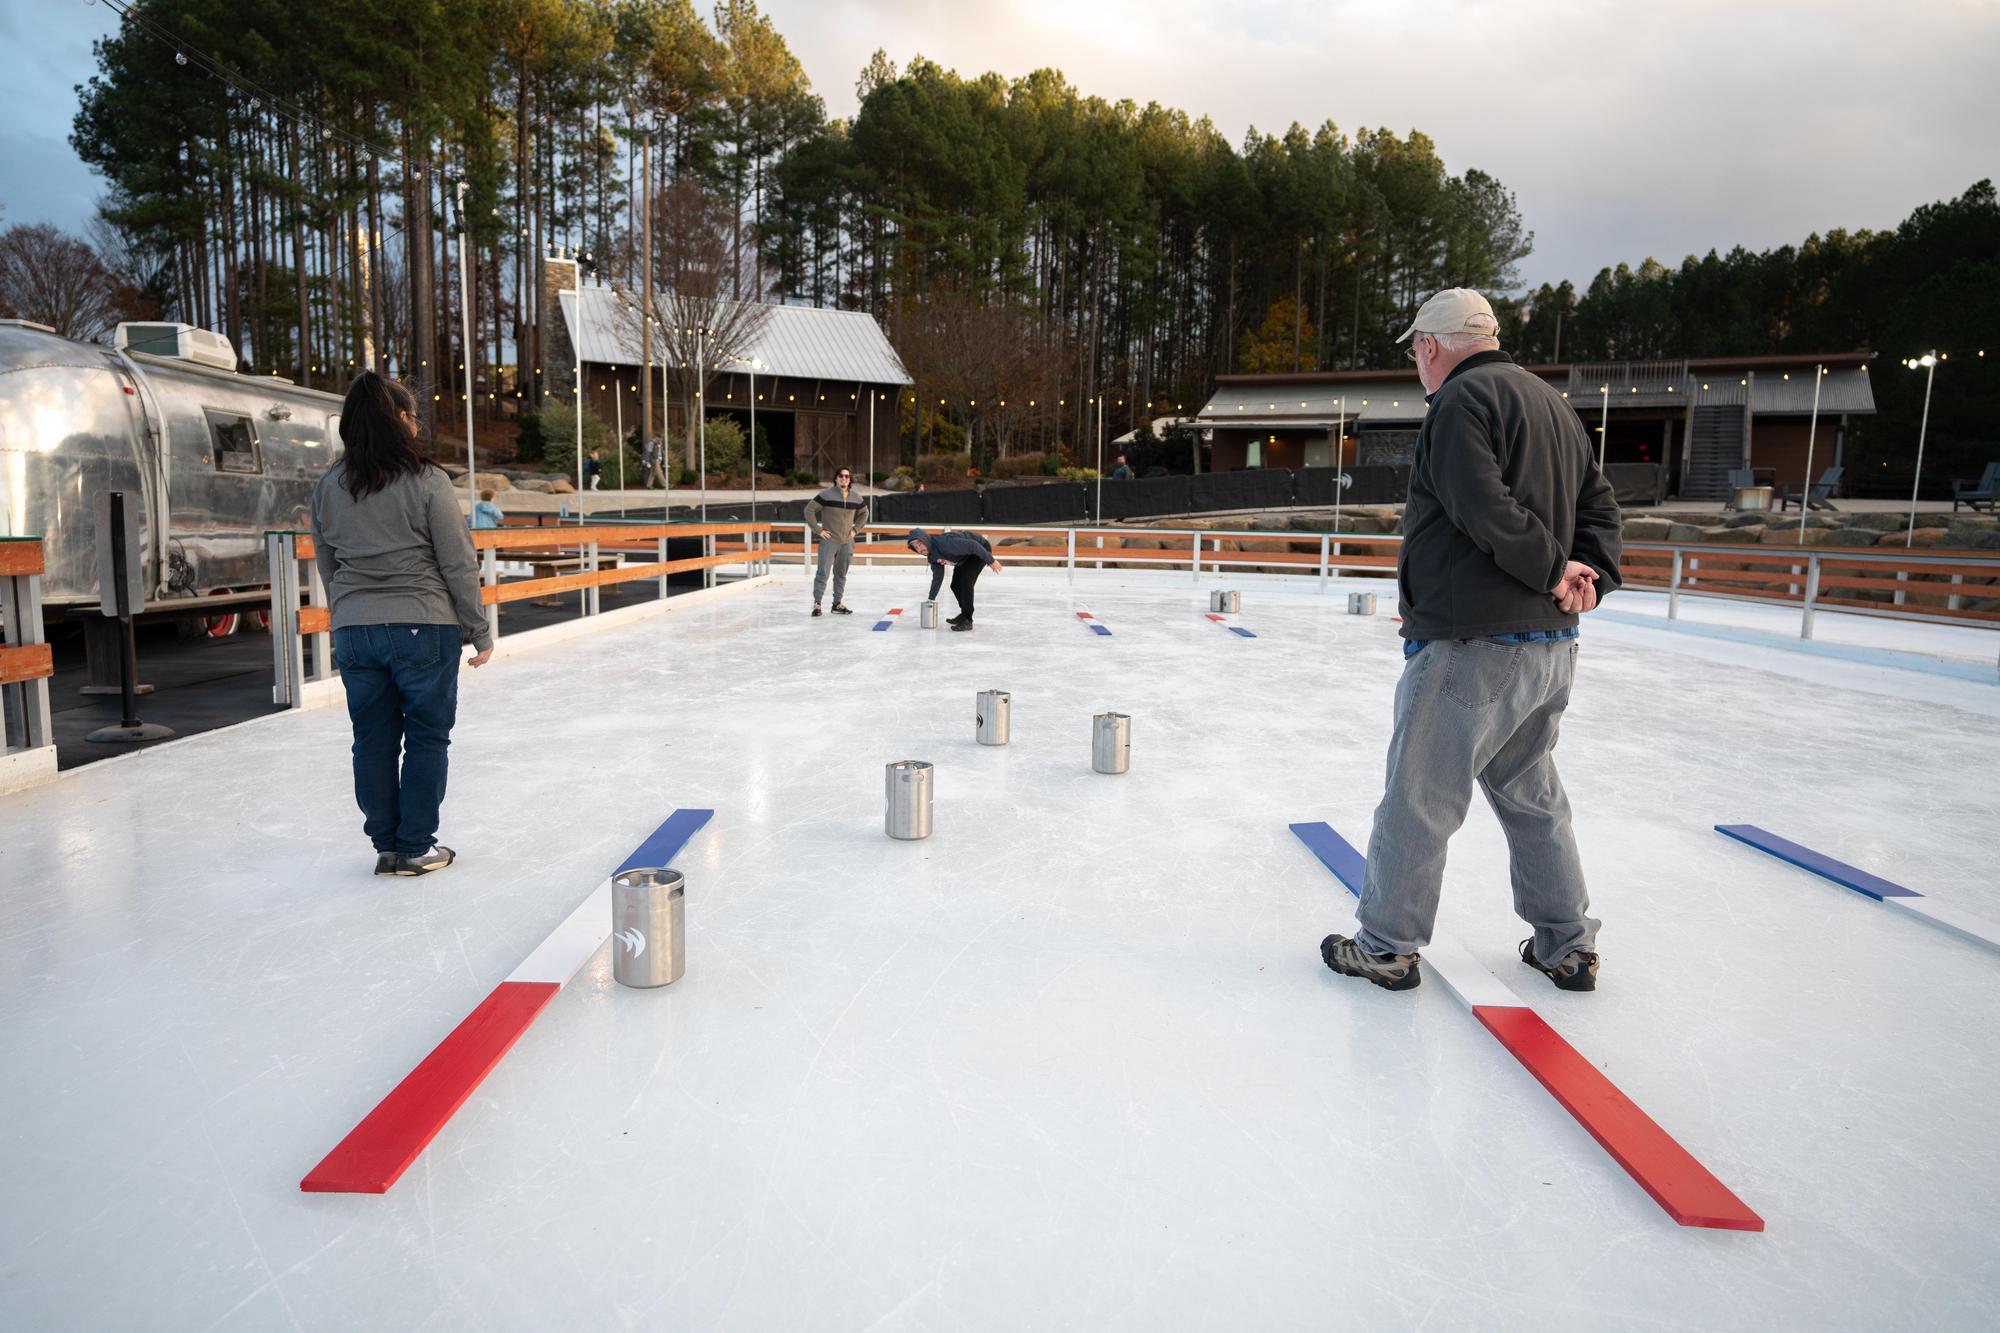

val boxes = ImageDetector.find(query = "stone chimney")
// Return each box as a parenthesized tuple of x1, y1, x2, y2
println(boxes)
(541, 253, 579, 399)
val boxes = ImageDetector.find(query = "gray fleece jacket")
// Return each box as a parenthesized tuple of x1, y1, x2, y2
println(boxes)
(804, 483, 869, 542)
(310, 462, 492, 651)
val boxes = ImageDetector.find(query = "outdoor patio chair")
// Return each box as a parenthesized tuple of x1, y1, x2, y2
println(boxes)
(1723, 468, 1756, 510)
(1778, 466, 1843, 512)
(1951, 462, 2000, 512)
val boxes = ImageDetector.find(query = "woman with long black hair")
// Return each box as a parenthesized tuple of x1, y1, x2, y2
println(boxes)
(311, 372, 494, 876)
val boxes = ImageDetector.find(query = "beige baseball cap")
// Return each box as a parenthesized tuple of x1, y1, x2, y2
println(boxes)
(1395, 288, 1499, 343)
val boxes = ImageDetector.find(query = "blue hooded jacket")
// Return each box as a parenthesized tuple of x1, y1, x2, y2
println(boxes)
(907, 527, 993, 599)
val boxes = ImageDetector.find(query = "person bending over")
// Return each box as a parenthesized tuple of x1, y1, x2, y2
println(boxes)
(1320, 288, 1622, 995)
(907, 527, 1001, 631)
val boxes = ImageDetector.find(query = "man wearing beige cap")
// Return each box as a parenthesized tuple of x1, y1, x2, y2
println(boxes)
(1321, 288, 1623, 995)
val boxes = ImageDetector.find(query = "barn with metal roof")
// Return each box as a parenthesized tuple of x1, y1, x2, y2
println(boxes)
(542, 255, 912, 481)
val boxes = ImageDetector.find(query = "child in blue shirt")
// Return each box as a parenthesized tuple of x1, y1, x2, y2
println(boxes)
(472, 488, 505, 529)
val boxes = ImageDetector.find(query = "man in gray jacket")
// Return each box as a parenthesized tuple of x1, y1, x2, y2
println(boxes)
(1321, 288, 1623, 995)
(804, 467, 867, 616)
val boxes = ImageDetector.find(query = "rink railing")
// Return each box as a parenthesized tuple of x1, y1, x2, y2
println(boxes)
(1, 538, 55, 759)
(265, 522, 775, 707)
(770, 522, 2000, 641)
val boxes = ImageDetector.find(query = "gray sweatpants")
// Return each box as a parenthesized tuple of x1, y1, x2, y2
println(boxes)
(1356, 638, 1599, 965)
(813, 537, 853, 605)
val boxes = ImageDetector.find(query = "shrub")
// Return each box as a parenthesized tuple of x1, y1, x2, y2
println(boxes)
(1057, 466, 1099, 483)
(991, 451, 1050, 480)
(917, 451, 971, 481)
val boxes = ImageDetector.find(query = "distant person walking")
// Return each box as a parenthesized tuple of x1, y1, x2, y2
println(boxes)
(310, 372, 494, 878)
(1111, 454, 1134, 480)
(804, 467, 867, 616)
(586, 448, 603, 491)
(641, 435, 667, 489)
(907, 527, 1001, 631)
(471, 488, 505, 529)
(1319, 289, 1623, 994)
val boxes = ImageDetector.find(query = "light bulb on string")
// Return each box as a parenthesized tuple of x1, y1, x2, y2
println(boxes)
(174, 50, 187, 65)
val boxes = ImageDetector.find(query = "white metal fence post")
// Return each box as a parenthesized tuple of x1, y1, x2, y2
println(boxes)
(482, 546, 501, 643)
(266, 532, 303, 708)
(1319, 534, 1330, 590)
(1800, 555, 1822, 639)
(1669, 548, 1684, 621)
(657, 532, 669, 599)
(585, 539, 601, 615)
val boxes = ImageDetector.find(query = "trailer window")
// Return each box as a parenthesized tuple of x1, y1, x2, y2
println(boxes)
(205, 411, 262, 474)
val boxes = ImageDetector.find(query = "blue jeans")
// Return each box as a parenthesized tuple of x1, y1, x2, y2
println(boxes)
(332, 624, 461, 855)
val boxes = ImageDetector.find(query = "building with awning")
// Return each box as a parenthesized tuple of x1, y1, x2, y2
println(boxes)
(1196, 353, 1876, 499)
(541, 255, 911, 480)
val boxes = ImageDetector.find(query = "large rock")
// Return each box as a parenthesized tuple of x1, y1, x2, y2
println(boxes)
(473, 471, 513, 492)
(1903, 526, 1950, 547)
(1845, 512, 1909, 532)
(1721, 512, 1769, 528)
(1914, 513, 1953, 529)
(1762, 525, 1834, 544)
(547, 478, 576, 495)
(1622, 517, 1673, 541)
(511, 476, 555, 493)
(1827, 527, 1884, 548)
(1664, 523, 1711, 543)
(1966, 530, 2000, 550)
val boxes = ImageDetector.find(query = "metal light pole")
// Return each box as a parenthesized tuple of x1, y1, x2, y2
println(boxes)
(1094, 393, 1104, 519)
(1905, 352, 1938, 547)
(867, 389, 875, 501)
(454, 180, 477, 518)
(1332, 397, 1347, 536)
(1598, 384, 1610, 468)
(697, 329, 708, 523)
(747, 356, 759, 522)
(1797, 364, 1823, 543)
(614, 372, 626, 518)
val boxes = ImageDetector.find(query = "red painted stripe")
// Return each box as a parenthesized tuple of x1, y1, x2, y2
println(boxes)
(301, 981, 560, 1194)
(1204, 613, 1225, 621)
(1473, 1006, 1764, 1231)
(887, 607, 903, 615)
(1075, 611, 1093, 619)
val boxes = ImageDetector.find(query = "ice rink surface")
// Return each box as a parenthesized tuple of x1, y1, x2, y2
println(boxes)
(3, 567, 1997, 1331)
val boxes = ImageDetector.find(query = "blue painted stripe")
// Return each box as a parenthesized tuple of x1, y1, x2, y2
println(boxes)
(1289, 821, 1366, 898)
(872, 621, 892, 631)
(1089, 624, 1112, 636)
(1229, 626, 1257, 638)
(616, 808, 715, 875)
(1714, 824, 1921, 901)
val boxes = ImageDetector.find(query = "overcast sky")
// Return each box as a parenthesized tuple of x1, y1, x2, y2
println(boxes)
(5, 0, 1995, 291)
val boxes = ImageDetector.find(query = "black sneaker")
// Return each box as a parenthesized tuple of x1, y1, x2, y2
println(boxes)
(947, 612, 970, 626)
(374, 852, 397, 875)
(1320, 933, 1421, 991)
(811, 605, 823, 617)
(1520, 939, 1598, 992)
(831, 603, 853, 614)
(950, 620, 974, 632)
(394, 845, 457, 877)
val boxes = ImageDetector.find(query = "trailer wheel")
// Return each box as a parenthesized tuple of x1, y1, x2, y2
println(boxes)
(201, 591, 239, 639)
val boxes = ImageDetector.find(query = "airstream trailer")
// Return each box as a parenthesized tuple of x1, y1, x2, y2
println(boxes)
(0, 318, 345, 620)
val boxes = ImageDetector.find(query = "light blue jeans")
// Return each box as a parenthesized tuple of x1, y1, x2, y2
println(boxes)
(1356, 638, 1599, 964)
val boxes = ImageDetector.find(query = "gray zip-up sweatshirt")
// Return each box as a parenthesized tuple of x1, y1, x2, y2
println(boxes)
(310, 462, 492, 651)
(804, 483, 868, 542)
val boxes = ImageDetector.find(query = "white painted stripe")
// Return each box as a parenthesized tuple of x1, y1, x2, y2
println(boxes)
(1419, 937, 1524, 1011)
(506, 881, 614, 985)
(1884, 894, 2000, 956)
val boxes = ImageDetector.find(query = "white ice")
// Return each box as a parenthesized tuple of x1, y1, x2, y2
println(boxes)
(2, 567, 1997, 1330)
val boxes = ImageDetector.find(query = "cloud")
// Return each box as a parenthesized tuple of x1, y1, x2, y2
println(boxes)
(762, 0, 2000, 287)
